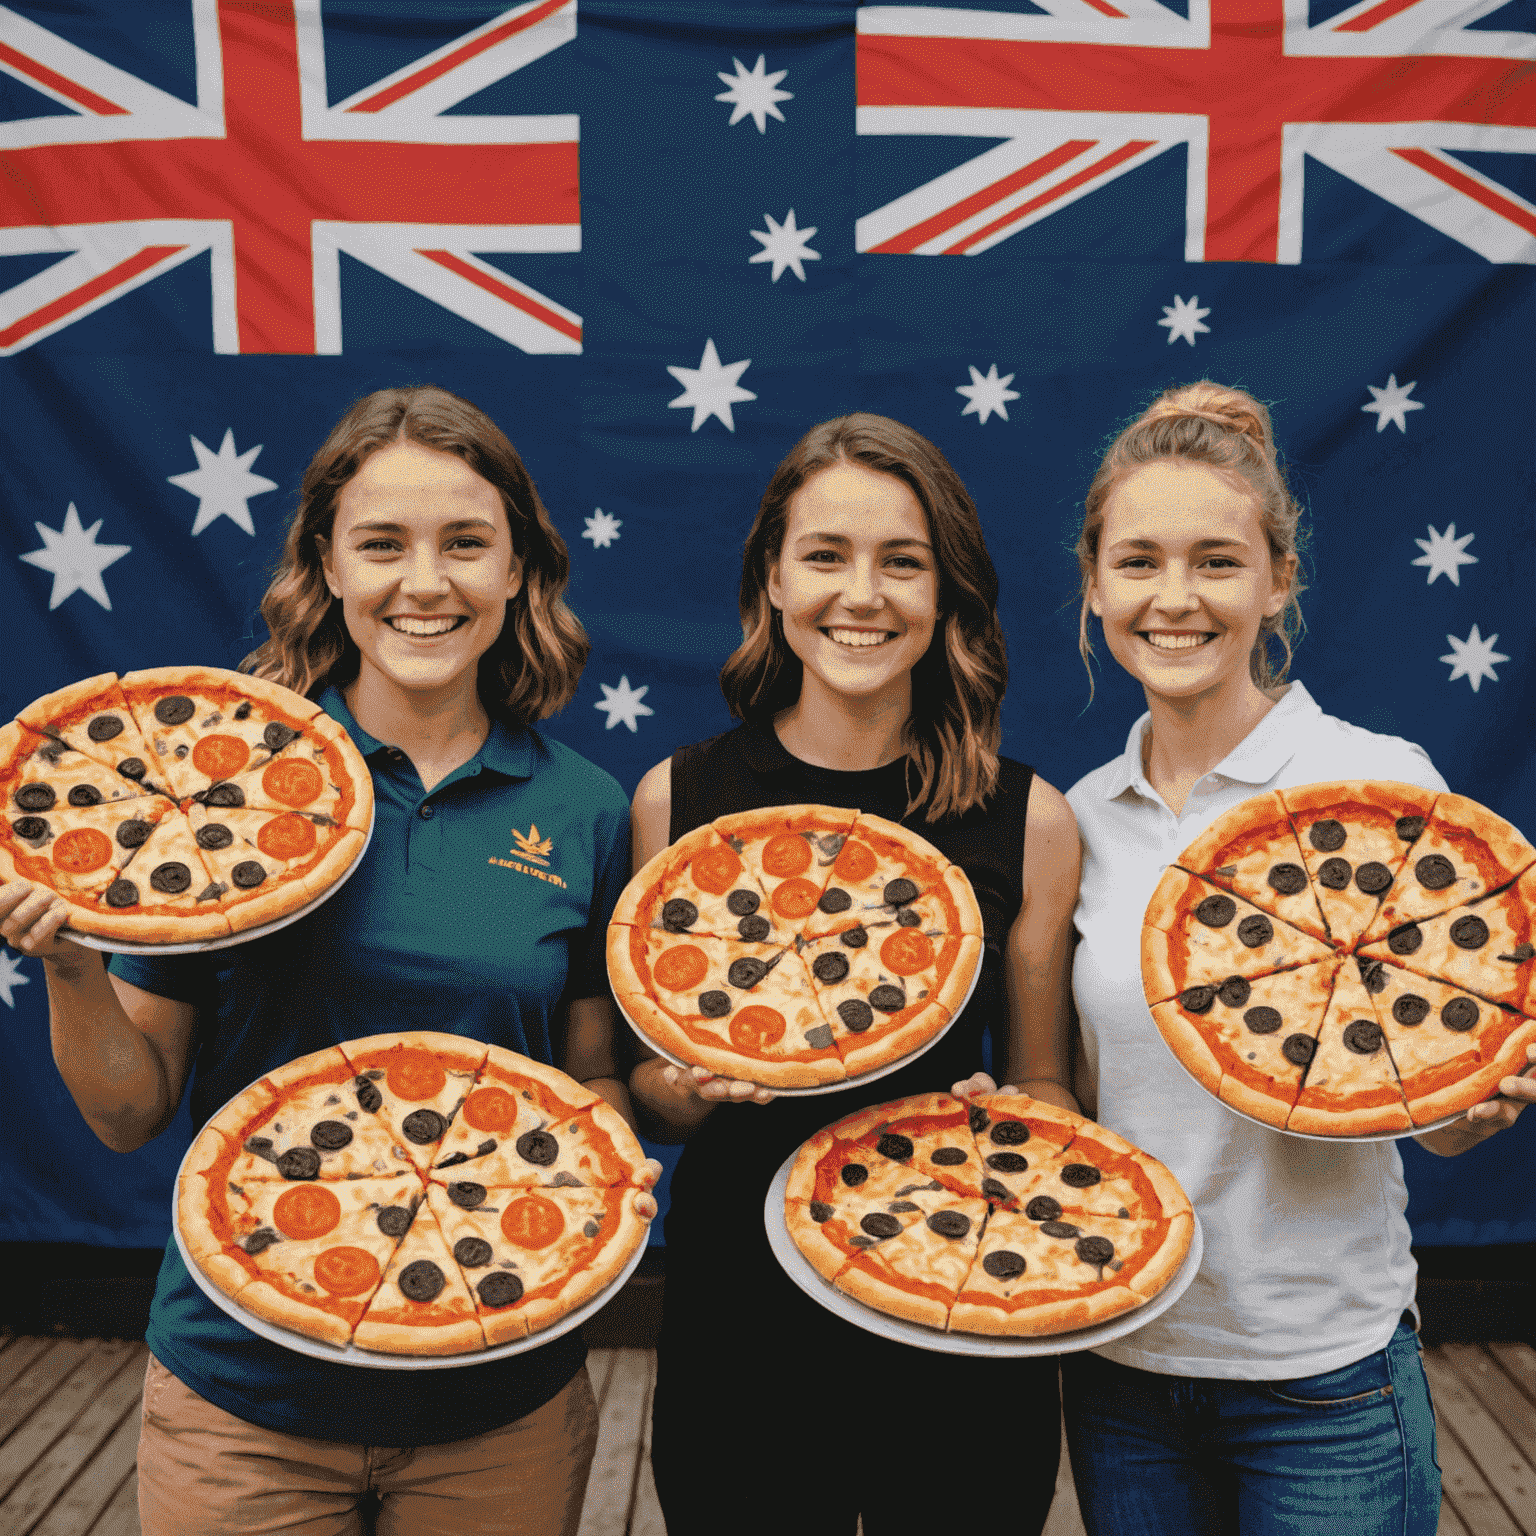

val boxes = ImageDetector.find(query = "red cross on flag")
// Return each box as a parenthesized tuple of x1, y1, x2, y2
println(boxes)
(0, 0, 582, 354)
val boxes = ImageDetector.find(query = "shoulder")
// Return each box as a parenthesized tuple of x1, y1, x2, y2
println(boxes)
(1281, 689, 1447, 794)
(526, 731, 630, 815)
(1024, 773, 1077, 840)
(1065, 756, 1129, 817)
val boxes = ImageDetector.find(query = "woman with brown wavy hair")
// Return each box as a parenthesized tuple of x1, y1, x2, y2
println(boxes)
(2, 385, 658, 1536)
(627, 413, 1081, 1536)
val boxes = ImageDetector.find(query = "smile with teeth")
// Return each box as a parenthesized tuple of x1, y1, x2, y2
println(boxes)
(1141, 631, 1215, 651)
(386, 615, 466, 637)
(825, 627, 894, 648)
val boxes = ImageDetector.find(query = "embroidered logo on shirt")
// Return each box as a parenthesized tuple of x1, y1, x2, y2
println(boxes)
(489, 823, 566, 888)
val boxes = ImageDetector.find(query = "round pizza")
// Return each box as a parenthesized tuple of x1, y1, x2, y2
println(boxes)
(783, 1091, 1194, 1337)
(177, 1032, 652, 1356)
(608, 805, 984, 1089)
(1143, 781, 1536, 1135)
(0, 667, 372, 943)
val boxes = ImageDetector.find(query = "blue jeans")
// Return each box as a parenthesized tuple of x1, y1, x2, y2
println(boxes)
(1061, 1321, 1440, 1536)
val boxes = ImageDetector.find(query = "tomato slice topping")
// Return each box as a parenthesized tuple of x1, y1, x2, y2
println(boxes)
(502, 1194, 565, 1249)
(314, 1245, 380, 1297)
(729, 1005, 786, 1050)
(691, 843, 742, 895)
(53, 828, 112, 874)
(653, 944, 709, 993)
(771, 877, 820, 920)
(273, 1184, 341, 1240)
(256, 812, 318, 862)
(880, 930, 936, 977)
(191, 734, 250, 781)
(462, 1086, 519, 1134)
(762, 834, 812, 878)
(386, 1050, 447, 1102)
(833, 840, 877, 883)
(261, 758, 325, 808)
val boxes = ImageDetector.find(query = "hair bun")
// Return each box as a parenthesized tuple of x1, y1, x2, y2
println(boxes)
(1141, 382, 1274, 458)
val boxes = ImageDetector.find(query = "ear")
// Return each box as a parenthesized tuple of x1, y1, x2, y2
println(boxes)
(766, 558, 783, 613)
(1087, 574, 1103, 619)
(1265, 552, 1298, 618)
(505, 551, 524, 604)
(315, 536, 340, 599)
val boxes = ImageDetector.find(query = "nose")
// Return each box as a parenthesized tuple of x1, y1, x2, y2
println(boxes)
(842, 555, 880, 611)
(400, 543, 451, 598)
(1152, 560, 1197, 615)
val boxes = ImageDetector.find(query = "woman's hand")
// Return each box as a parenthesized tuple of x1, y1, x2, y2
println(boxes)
(952, 1070, 1004, 1098)
(1414, 1045, 1536, 1156)
(0, 880, 95, 974)
(951, 1069, 1080, 1114)
(634, 1157, 665, 1220)
(660, 1063, 775, 1106)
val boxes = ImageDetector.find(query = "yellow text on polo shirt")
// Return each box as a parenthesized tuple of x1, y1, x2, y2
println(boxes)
(489, 824, 567, 887)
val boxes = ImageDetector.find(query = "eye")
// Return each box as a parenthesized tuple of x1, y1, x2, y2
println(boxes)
(1116, 555, 1157, 571)
(886, 554, 925, 571)
(358, 537, 401, 553)
(1201, 555, 1242, 570)
(446, 535, 490, 551)
(804, 549, 842, 564)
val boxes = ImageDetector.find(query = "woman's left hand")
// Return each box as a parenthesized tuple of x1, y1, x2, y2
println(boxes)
(634, 1157, 665, 1221)
(1415, 1044, 1536, 1156)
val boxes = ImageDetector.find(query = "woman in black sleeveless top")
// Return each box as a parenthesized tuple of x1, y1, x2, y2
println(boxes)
(627, 415, 1082, 1536)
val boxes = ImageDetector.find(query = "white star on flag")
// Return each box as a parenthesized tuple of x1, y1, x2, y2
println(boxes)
(1412, 523, 1478, 586)
(956, 365, 1020, 425)
(749, 211, 820, 282)
(19, 503, 131, 611)
(1440, 625, 1508, 692)
(1158, 295, 1211, 346)
(595, 676, 655, 732)
(715, 55, 792, 133)
(167, 430, 278, 537)
(667, 340, 757, 433)
(0, 949, 28, 1009)
(583, 509, 622, 549)
(1362, 375, 1424, 433)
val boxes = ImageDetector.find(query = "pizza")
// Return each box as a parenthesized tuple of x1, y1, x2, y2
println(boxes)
(782, 1090, 1194, 1337)
(1143, 781, 1536, 1134)
(608, 805, 984, 1089)
(177, 1032, 653, 1355)
(0, 667, 372, 943)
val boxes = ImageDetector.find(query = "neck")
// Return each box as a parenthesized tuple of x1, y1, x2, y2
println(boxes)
(1141, 673, 1281, 815)
(344, 666, 490, 791)
(773, 672, 912, 772)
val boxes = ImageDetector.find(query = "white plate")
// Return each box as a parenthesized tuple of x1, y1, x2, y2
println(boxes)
(64, 808, 375, 956)
(1152, 1022, 1466, 1143)
(173, 1126, 648, 1369)
(764, 1150, 1204, 1357)
(615, 952, 981, 1097)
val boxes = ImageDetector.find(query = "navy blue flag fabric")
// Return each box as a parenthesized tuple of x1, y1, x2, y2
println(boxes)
(1, 0, 1533, 1252)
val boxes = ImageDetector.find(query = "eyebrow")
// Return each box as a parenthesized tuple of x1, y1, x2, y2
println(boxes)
(796, 531, 933, 551)
(1107, 536, 1248, 552)
(348, 518, 499, 535)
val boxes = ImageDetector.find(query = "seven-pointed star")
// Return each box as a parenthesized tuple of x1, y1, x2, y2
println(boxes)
(1362, 375, 1424, 433)
(19, 503, 131, 611)
(1158, 295, 1211, 346)
(715, 55, 792, 132)
(667, 340, 757, 432)
(167, 429, 278, 537)
(1412, 523, 1478, 586)
(583, 509, 622, 549)
(0, 949, 28, 1009)
(1440, 625, 1509, 692)
(595, 676, 655, 732)
(956, 364, 1020, 425)
(749, 210, 820, 282)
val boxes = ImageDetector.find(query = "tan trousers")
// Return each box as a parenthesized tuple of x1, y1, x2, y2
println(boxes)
(137, 1353, 599, 1536)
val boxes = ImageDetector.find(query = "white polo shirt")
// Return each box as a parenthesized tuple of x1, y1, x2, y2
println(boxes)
(1067, 681, 1447, 1380)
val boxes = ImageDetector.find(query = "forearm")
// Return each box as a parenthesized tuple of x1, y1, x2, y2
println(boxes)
(627, 1056, 717, 1143)
(45, 956, 177, 1152)
(583, 1073, 640, 1133)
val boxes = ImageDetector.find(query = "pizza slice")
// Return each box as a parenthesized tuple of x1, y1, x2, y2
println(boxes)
(1148, 959, 1341, 1127)
(712, 805, 860, 933)
(1361, 958, 1536, 1126)
(430, 1099, 644, 1191)
(194, 714, 373, 833)
(1279, 781, 1443, 949)
(831, 1195, 989, 1330)
(427, 1183, 647, 1344)
(1358, 792, 1536, 942)
(339, 1033, 489, 1173)
(800, 928, 981, 1078)
(798, 811, 982, 943)
(0, 794, 171, 912)
(119, 666, 323, 801)
(178, 1173, 421, 1348)
(828, 1092, 993, 1202)
(611, 822, 787, 945)
(1007, 1121, 1194, 1224)
(609, 926, 844, 1087)
(955, 1093, 1083, 1206)
(1176, 790, 1330, 943)
(1286, 958, 1412, 1135)
(1141, 868, 1336, 1003)
(184, 802, 365, 931)
(14, 673, 170, 792)
(75, 811, 231, 941)
(352, 1202, 487, 1355)
(1, 722, 164, 824)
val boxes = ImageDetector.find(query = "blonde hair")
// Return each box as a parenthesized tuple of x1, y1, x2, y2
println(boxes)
(243, 386, 589, 724)
(1075, 381, 1307, 696)
(720, 414, 1006, 822)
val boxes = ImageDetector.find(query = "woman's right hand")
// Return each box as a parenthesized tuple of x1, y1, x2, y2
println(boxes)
(660, 1063, 776, 1106)
(0, 880, 95, 972)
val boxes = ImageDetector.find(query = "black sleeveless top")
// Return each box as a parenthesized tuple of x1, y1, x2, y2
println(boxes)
(662, 720, 1034, 1266)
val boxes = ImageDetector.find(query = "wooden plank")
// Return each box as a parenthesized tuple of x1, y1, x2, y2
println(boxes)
(0, 1340, 139, 1504)
(629, 1352, 664, 1536)
(1042, 1419, 1085, 1536)
(1440, 1343, 1536, 1464)
(1423, 1350, 1536, 1531)
(1488, 1343, 1536, 1412)
(1435, 1494, 1471, 1536)
(0, 1342, 97, 1446)
(0, 1339, 62, 1402)
(86, 1469, 139, 1536)
(576, 1349, 652, 1536)
(587, 1348, 619, 1409)
(1431, 1402, 1525, 1535)
(0, 1345, 146, 1533)
(30, 1391, 144, 1536)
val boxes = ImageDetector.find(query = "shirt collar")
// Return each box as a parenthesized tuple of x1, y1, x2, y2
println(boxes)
(1102, 680, 1321, 802)
(737, 717, 799, 776)
(317, 686, 536, 781)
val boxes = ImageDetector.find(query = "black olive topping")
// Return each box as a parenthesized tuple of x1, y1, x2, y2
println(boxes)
(1309, 820, 1347, 852)
(1076, 1235, 1115, 1267)
(243, 1228, 280, 1255)
(967, 1104, 990, 1135)
(231, 861, 267, 889)
(1282, 1034, 1317, 1067)
(310, 1120, 353, 1150)
(117, 758, 147, 781)
(1449, 915, 1490, 950)
(869, 984, 906, 1013)
(117, 818, 153, 849)
(448, 1181, 487, 1209)
(397, 1260, 446, 1303)
(984, 1152, 1029, 1174)
(728, 957, 770, 989)
(14, 784, 55, 812)
(1268, 863, 1307, 895)
(877, 1133, 915, 1161)
(149, 861, 192, 894)
(726, 888, 760, 916)
(818, 888, 852, 914)
(1179, 985, 1216, 1015)
(930, 1147, 968, 1166)
(355, 1076, 382, 1113)
(1441, 997, 1480, 1032)
(1195, 894, 1236, 928)
(104, 879, 138, 908)
(1244, 1006, 1283, 1035)
(883, 879, 919, 907)
(1342, 1019, 1383, 1054)
(737, 915, 770, 942)
(837, 999, 874, 1032)
(662, 898, 698, 932)
(402, 1109, 447, 1145)
(983, 1250, 1025, 1279)
(1237, 914, 1274, 948)
(87, 714, 124, 742)
(860, 1212, 902, 1240)
(1415, 854, 1456, 891)
(1392, 994, 1430, 1026)
(990, 1120, 1029, 1146)
(840, 1162, 869, 1187)
(1025, 1195, 1062, 1222)
(698, 990, 732, 1018)
(1387, 922, 1423, 956)
(927, 1210, 971, 1239)
(516, 1129, 560, 1166)
(805, 1024, 834, 1049)
(263, 722, 299, 751)
(454, 1236, 493, 1268)
(11, 816, 49, 842)
(839, 925, 868, 949)
(812, 952, 850, 985)
(66, 784, 103, 807)
(478, 1272, 523, 1307)
(1041, 1220, 1081, 1239)
(1357, 958, 1388, 995)
(154, 695, 195, 726)
(1217, 975, 1251, 1009)
(196, 823, 234, 850)
(1356, 862, 1392, 895)
(376, 1206, 413, 1238)
(1317, 857, 1352, 890)
(809, 1200, 834, 1223)
(205, 782, 245, 808)
(1061, 1163, 1101, 1188)
(276, 1147, 321, 1180)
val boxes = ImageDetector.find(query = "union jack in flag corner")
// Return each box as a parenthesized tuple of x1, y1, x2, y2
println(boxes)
(1, 0, 1533, 1250)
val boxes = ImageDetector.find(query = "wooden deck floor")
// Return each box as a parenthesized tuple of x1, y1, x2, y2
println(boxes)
(2, 1335, 1531, 1535)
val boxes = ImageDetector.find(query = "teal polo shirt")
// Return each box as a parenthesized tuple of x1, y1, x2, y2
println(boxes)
(110, 687, 630, 1445)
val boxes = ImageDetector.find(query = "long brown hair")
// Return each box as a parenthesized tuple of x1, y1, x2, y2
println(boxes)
(721, 414, 1006, 822)
(243, 386, 589, 724)
(1075, 381, 1307, 697)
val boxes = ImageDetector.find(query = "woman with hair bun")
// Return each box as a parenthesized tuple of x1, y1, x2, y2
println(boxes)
(978, 380, 1532, 1535)
(628, 413, 1082, 1536)
(0, 385, 658, 1536)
